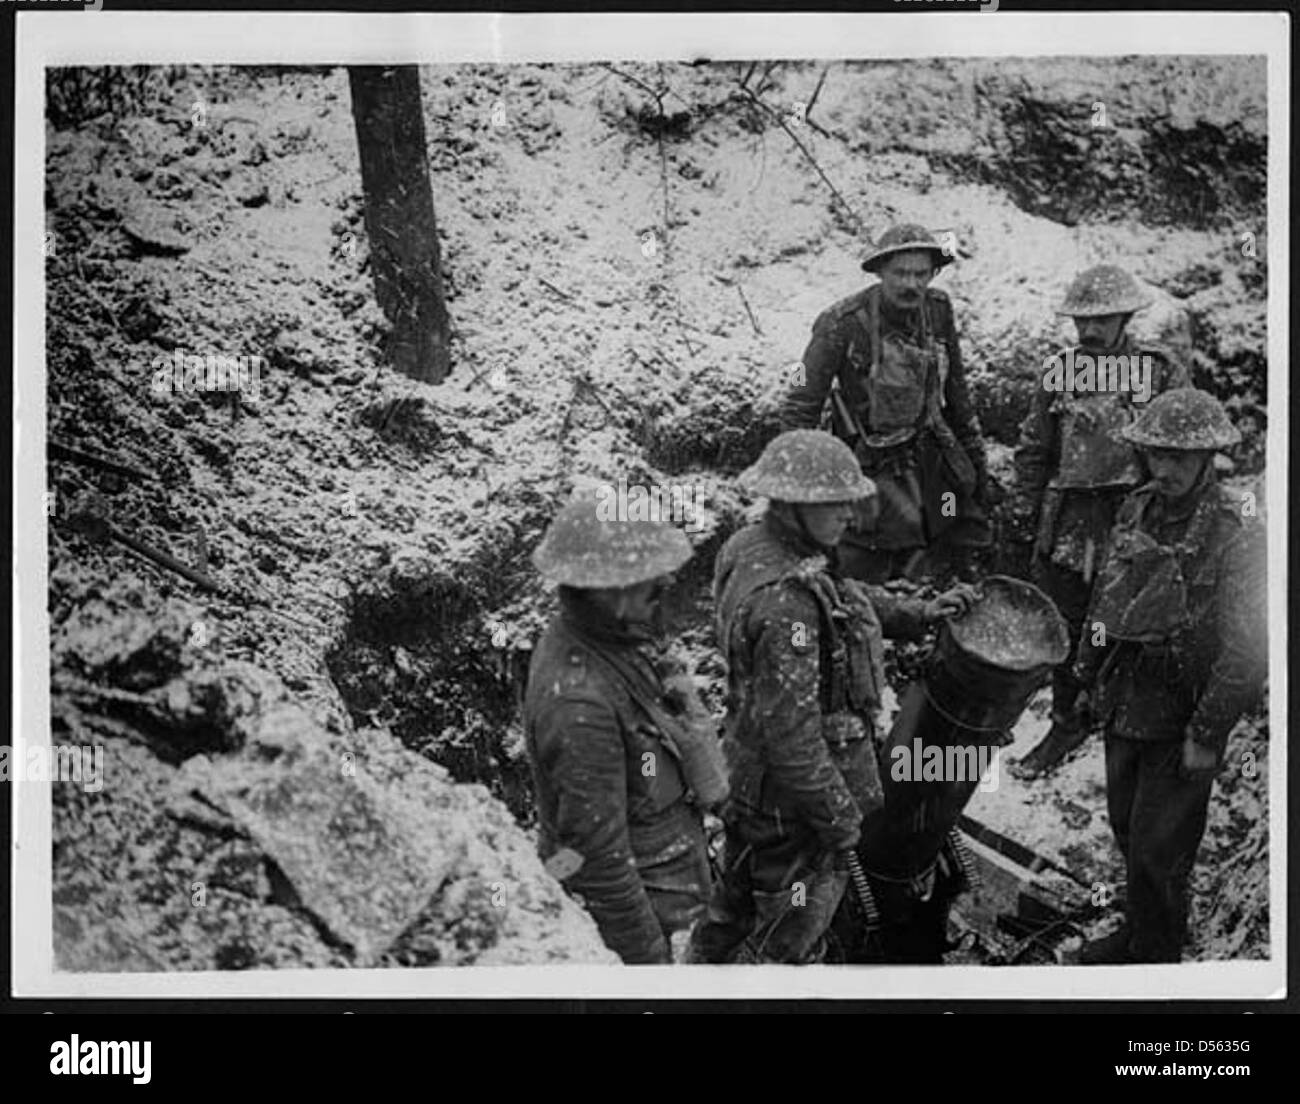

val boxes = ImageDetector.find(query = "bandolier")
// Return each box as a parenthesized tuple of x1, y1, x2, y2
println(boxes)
(1074, 389, 1266, 963)
(690, 431, 938, 964)
(782, 224, 990, 582)
(524, 491, 721, 964)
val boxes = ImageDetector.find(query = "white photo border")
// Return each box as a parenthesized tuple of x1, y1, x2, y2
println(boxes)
(12, 8, 1289, 1001)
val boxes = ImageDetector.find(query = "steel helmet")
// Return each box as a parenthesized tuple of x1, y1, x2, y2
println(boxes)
(532, 486, 693, 588)
(861, 222, 955, 274)
(1120, 387, 1241, 451)
(1056, 264, 1154, 317)
(739, 429, 877, 504)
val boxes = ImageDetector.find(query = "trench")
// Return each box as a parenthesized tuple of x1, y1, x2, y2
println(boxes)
(322, 385, 1093, 964)
(324, 525, 544, 827)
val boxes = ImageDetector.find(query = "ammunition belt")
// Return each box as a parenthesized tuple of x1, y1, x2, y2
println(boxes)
(859, 436, 920, 476)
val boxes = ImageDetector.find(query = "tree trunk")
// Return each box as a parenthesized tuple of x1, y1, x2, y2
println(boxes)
(347, 65, 451, 383)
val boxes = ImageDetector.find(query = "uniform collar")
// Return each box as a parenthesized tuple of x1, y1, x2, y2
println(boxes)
(1074, 332, 1136, 358)
(1146, 464, 1217, 526)
(762, 509, 841, 574)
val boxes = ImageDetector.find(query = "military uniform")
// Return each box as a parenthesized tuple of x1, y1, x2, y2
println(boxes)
(690, 510, 930, 964)
(782, 284, 990, 581)
(523, 488, 715, 965)
(1009, 339, 1188, 740)
(525, 589, 712, 964)
(1075, 391, 1266, 963)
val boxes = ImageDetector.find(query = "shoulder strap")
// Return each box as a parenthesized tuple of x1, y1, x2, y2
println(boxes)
(578, 643, 689, 762)
(852, 291, 882, 375)
(795, 571, 849, 714)
(724, 558, 849, 715)
(868, 292, 881, 372)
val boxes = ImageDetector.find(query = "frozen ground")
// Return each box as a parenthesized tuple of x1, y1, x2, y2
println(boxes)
(42, 57, 1268, 968)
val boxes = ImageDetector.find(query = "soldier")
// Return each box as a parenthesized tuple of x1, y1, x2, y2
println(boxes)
(781, 223, 991, 584)
(523, 489, 723, 964)
(1073, 389, 1266, 964)
(690, 430, 976, 964)
(1007, 265, 1188, 779)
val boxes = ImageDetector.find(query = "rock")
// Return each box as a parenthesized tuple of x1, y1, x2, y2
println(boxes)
(53, 598, 196, 691)
(357, 390, 443, 451)
(235, 176, 270, 208)
(192, 711, 460, 965)
(156, 662, 290, 757)
(54, 904, 171, 972)
(121, 204, 191, 256)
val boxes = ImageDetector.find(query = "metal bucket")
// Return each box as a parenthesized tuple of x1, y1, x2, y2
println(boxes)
(931, 574, 1070, 730)
(858, 576, 1068, 881)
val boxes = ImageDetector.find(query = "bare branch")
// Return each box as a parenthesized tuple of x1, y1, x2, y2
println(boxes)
(806, 63, 832, 119)
(737, 284, 763, 336)
(734, 79, 864, 234)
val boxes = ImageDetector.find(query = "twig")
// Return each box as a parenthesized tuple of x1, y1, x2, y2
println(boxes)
(573, 373, 614, 417)
(734, 79, 864, 234)
(630, 347, 672, 375)
(379, 380, 420, 423)
(70, 512, 228, 595)
(657, 83, 671, 246)
(806, 63, 831, 120)
(575, 68, 613, 95)
(738, 61, 758, 90)
(53, 673, 165, 710)
(69, 505, 333, 631)
(48, 437, 156, 483)
(234, 516, 319, 561)
(599, 61, 663, 110)
(804, 117, 840, 141)
(537, 276, 575, 302)
(736, 284, 762, 336)
(753, 61, 780, 98)
(673, 316, 702, 358)
(598, 61, 692, 113)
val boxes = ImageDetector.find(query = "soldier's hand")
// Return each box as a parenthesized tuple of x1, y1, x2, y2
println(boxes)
(1180, 734, 1219, 779)
(1074, 690, 1093, 725)
(924, 584, 980, 623)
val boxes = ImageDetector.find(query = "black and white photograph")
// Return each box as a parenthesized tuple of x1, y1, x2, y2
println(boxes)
(11, 10, 1287, 1003)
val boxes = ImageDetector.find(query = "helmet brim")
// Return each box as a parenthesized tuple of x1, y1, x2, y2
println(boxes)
(1055, 296, 1154, 318)
(861, 243, 955, 273)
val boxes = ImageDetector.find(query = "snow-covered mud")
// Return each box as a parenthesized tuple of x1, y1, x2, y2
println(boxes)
(43, 57, 1268, 968)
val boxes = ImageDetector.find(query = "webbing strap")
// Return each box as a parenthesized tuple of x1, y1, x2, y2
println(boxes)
(920, 679, 1014, 735)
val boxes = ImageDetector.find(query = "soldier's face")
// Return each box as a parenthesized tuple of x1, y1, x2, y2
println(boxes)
(877, 252, 935, 310)
(611, 574, 673, 624)
(796, 501, 857, 547)
(1145, 448, 1211, 499)
(1073, 313, 1128, 349)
